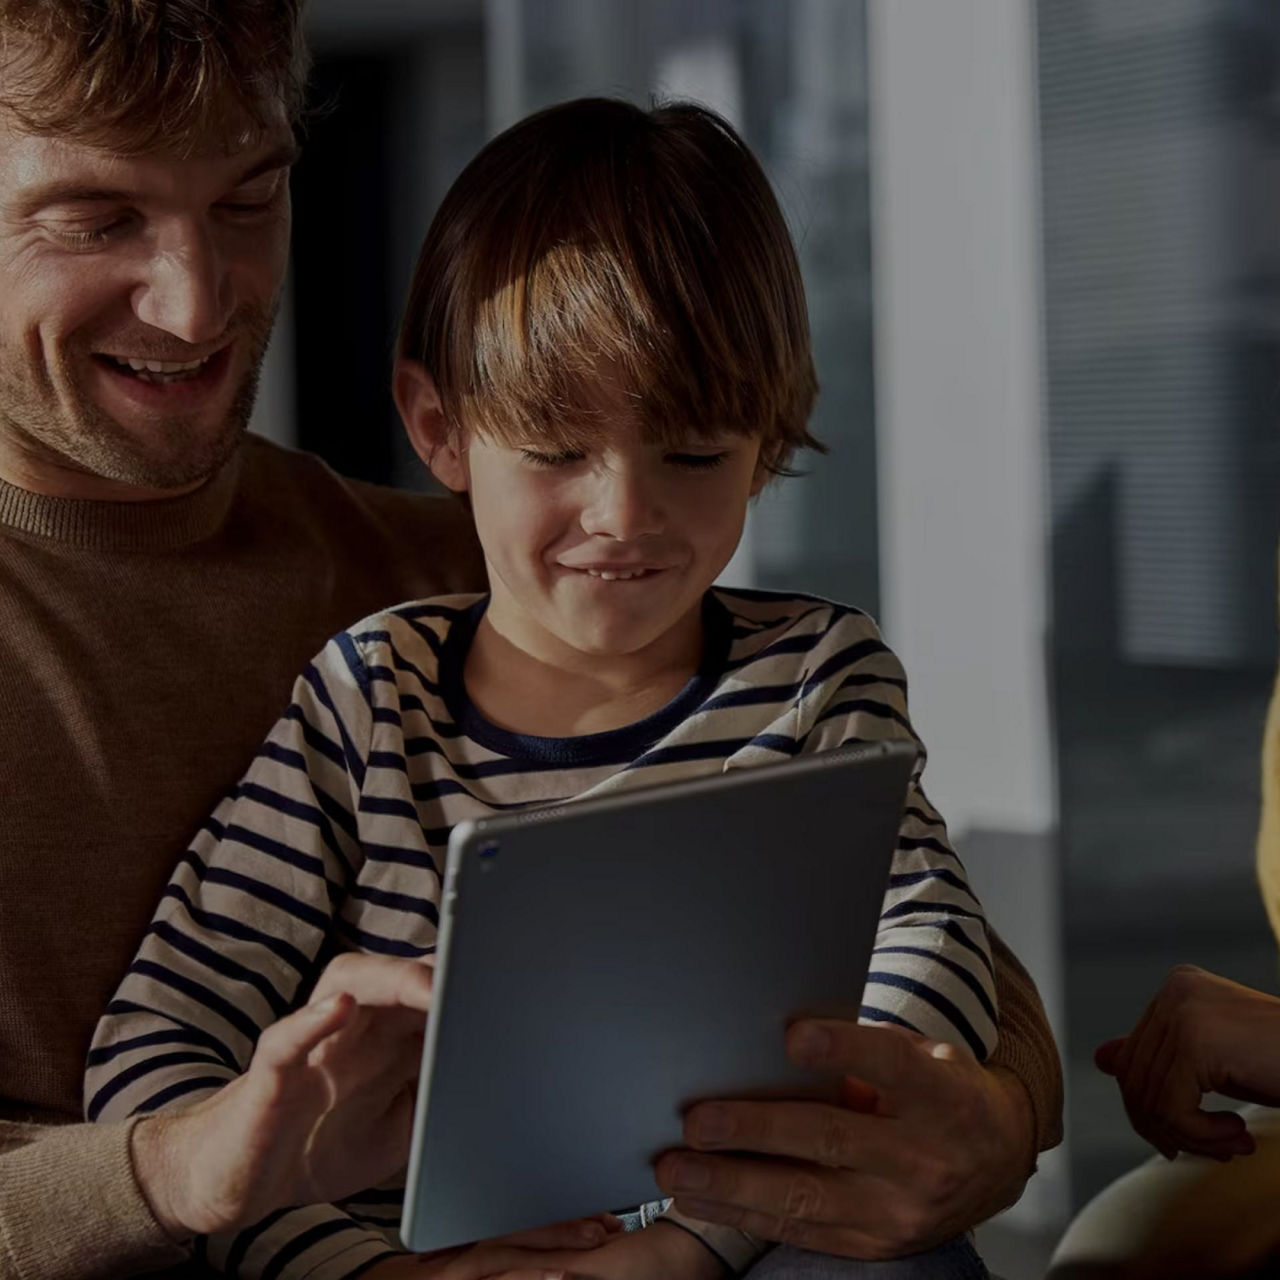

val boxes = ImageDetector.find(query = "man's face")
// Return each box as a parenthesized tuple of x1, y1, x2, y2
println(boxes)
(0, 106, 297, 496)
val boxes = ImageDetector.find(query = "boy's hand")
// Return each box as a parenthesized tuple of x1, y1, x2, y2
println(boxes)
(360, 1214, 628, 1279)
(131, 952, 433, 1239)
(653, 1019, 1035, 1259)
(1095, 964, 1280, 1160)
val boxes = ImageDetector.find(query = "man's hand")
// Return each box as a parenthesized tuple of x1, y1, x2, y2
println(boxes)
(131, 951, 434, 1239)
(652, 1019, 1037, 1259)
(1095, 963, 1280, 1161)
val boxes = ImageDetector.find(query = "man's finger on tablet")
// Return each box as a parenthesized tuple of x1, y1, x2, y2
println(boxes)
(665, 1197, 888, 1260)
(677, 1098, 911, 1177)
(310, 951, 434, 1012)
(654, 1149, 855, 1227)
(786, 1019, 971, 1100)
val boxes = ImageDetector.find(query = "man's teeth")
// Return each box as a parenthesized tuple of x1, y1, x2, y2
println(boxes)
(105, 354, 212, 382)
(585, 568, 651, 580)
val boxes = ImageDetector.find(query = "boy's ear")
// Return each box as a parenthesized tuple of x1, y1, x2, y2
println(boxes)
(394, 358, 469, 493)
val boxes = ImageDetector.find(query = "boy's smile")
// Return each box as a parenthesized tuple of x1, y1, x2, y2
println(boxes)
(465, 423, 765, 680)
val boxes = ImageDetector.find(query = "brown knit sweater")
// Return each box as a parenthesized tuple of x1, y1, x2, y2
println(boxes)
(0, 436, 1061, 1279)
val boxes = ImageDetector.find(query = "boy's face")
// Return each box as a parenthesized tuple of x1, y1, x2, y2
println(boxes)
(462, 421, 766, 664)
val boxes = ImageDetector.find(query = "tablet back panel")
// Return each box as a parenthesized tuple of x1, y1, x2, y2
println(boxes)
(401, 740, 915, 1251)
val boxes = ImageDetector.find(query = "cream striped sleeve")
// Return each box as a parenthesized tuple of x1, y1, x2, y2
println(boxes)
(84, 634, 400, 1280)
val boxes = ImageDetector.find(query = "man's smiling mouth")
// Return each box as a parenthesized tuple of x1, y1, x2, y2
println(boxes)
(94, 352, 219, 384)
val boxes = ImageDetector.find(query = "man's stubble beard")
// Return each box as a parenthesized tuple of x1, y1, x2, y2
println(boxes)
(0, 300, 277, 492)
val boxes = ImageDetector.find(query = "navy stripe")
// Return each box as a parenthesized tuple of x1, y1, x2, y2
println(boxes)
(150, 919, 289, 1018)
(334, 631, 374, 709)
(387, 641, 442, 698)
(341, 1189, 405, 1205)
(87, 1049, 229, 1120)
(881, 899, 983, 923)
(699, 682, 802, 713)
(101, 1000, 240, 1069)
(858, 1006, 922, 1035)
(351, 629, 392, 646)
(222, 818, 330, 881)
(182, 855, 331, 933)
(302, 661, 366, 789)
(872, 945, 999, 1027)
(372, 706, 402, 727)
(260, 1218, 367, 1280)
(888, 867, 976, 899)
(233, 787, 354, 878)
(802, 636, 895, 693)
(815, 697, 912, 733)
(136, 1074, 227, 1114)
(942, 919, 996, 979)
(864, 970, 987, 1058)
(349, 881, 439, 920)
(903, 804, 944, 828)
(282, 705, 347, 769)
(900, 834, 955, 858)
(225, 1208, 292, 1277)
(393, 601, 467, 624)
(334, 919, 431, 957)
(361, 840, 440, 873)
(86, 1025, 234, 1069)
(129, 959, 263, 1045)
(402, 614, 447, 659)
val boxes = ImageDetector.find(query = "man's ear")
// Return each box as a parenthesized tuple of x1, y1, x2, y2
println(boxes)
(394, 358, 469, 493)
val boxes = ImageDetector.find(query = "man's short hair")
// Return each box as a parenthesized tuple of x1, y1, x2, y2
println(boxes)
(398, 97, 821, 475)
(0, 0, 310, 155)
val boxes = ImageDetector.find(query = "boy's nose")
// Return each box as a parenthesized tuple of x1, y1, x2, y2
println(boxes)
(579, 466, 665, 541)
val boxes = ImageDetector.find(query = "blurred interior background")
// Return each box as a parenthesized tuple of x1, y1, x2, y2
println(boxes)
(249, 1, 1280, 1274)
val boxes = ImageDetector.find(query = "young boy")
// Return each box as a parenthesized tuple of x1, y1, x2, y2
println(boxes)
(86, 99, 997, 1280)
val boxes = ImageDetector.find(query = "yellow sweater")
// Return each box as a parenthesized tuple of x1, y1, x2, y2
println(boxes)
(1259, 639, 1280, 947)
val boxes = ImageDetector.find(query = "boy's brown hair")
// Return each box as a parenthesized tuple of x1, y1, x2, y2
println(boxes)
(399, 97, 821, 475)
(0, 0, 309, 156)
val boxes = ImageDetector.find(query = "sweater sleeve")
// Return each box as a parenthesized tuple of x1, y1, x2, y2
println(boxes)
(0, 1118, 187, 1280)
(83, 636, 400, 1279)
(986, 928, 1064, 1154)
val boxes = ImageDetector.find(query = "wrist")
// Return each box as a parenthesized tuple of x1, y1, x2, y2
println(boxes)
(129, 1113, 199, 1244)
(987, 1063, 1038, 1190)
(647, 1221, 730, 1280)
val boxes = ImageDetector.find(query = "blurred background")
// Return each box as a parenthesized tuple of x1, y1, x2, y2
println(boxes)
(249, 1, 1280, 1273)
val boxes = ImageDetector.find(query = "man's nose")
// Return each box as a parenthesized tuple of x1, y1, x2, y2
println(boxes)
(580, 464, 665, 541)
(131, 223, 235, 346)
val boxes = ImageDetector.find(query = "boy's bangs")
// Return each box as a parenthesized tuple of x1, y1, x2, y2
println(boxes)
(452, 243, 776, 454)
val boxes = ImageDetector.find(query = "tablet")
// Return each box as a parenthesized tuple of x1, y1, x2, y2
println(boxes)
(400, 738, 916, 1253)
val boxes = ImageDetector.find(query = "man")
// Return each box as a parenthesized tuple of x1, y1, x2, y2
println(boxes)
(0, 3, 1062, 1278)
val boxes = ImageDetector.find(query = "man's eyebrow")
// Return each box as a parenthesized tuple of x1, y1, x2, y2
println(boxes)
(233, 141, 302, 186)
(6, 141, 302, 219)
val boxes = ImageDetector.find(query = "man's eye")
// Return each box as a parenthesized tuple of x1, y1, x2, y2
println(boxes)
(51, 221, 125, 250)
(519, 448, 586, 467)
(666, 451, 729, 470)
(219, 179, 286, 214)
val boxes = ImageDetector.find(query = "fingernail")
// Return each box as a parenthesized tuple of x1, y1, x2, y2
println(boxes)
(790, 1023, 831, 1063)
(310, 995, 340, 1018)
(577, 1223, 605, 1244)
(690, 1104, 734, 1144)
(668, 1156, 711, 1192)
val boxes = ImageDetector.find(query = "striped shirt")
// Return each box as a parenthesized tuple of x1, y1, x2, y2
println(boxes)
(86, 588, 997, 1279)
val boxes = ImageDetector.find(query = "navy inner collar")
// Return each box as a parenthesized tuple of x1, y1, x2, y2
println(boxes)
(439, 592, 732, 768)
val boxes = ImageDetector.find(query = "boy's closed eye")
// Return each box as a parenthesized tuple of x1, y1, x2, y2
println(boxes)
(516, 446, 731, 470)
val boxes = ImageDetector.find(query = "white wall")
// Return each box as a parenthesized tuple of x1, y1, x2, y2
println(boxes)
(868, 0, 1054, 840)
(867, 0, 1066, 1228)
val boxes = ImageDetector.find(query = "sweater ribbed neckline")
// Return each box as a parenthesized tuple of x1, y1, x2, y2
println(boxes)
(0, 448, 242, 552)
